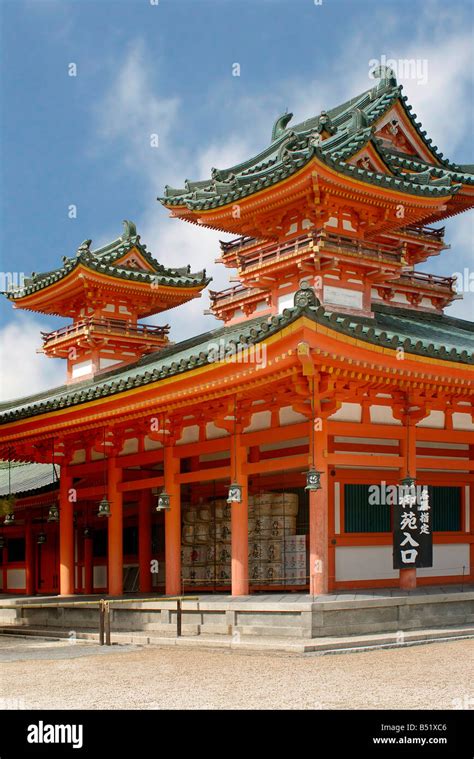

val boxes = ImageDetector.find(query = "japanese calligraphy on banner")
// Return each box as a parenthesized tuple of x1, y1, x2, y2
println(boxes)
(393, 483, 433, 569)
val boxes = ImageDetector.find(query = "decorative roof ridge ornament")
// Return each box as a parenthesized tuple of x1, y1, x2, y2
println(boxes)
(294, 281, 320, 310)
(271, 110, 293, 142)
(121, 220, 138, 240)
(76, 239, 92, 258)
(371, 64, 398, 96)
(348, 108, 369, 133)
(316, 109, 336, 136)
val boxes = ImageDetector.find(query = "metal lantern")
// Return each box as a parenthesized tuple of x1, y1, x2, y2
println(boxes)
(97, 497, 111, 518)
(156, 490, 171, 512)
(227, 483, 243, 504)
(305, 467, 322, 491)
(47, 504, 59, 523)
(37, 532, 46, 545)
(4, 512, 15, 526)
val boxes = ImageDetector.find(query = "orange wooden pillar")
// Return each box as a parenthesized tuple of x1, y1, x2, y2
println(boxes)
(84, 534, 93, 595)
(399, 421, 417, 591)
(25, 518, 35, 596)
(164, 447, 181, 595)
(309, 425, 329, 595)
(139, 489, 153, 593)
(107, 456, 123, 596)
(59, 466, 74, 595)
(231, 434, 249, 597)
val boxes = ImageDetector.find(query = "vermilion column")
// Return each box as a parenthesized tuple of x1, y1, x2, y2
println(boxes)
(107, 457, 123, 596)
(231, 434, 249, 596)
(59, 466, 74, 595)
(25, 518, 35, 596)
(309, 425, 329, 595)
(84, 534, 93, 595)
(164, 447, 181, 595)
(400, 422, 417, 591)
(139, 490, 152, 593)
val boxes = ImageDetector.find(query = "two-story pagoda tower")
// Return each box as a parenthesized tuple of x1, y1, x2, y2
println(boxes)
(5, 220, 210, 383)
(160, 67, 473, 324)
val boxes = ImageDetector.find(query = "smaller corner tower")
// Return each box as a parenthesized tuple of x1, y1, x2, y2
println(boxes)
(4, 221, 210, 383)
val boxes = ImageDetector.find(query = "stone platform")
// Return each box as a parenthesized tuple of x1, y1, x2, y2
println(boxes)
(0, 585, 473, 642)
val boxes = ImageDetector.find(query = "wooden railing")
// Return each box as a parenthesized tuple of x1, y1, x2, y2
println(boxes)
(398, 271, 456, 289)
(402, 224, 445, 240)
(41, 317, 170, 345)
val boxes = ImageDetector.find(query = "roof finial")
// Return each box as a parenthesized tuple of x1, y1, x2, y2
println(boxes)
(372, 64, 397, 90)
(122, 220, 137, 240)
(271, 111, 293, 142)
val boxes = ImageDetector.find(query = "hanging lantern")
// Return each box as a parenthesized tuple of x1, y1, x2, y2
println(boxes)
(47, 504, 59, 523)
(227, 483, 243, 504)
(305, 467, 322, 491)
(97, 497, 111, 518)
(83, 527, 92, 539)
(4, 512, 15, 526)
(156, 490, 171, 512)
(37, 532, 46, 545)
(0, 535, 5, 549)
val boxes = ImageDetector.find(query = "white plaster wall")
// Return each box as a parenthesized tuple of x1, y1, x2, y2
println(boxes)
(244, 411, 271, 433)
(93, 566, 107, 589)
(177, 425, 200, 445)
(334, 482, 341, 535)
(370, 405, 402, 425)
(335, 544, 470, 582)
(279, 406, 308, 426)
(206, 422, 228, 440)
(452, 413, 474, 431)
(417, 411, 445, 429)
(329, 403, 362, 423)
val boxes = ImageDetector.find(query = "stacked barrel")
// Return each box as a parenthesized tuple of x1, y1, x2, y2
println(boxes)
(181, 492, 306, 587)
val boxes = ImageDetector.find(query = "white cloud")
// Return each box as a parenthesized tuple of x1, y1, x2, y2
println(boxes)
(0, 317, 64, 402)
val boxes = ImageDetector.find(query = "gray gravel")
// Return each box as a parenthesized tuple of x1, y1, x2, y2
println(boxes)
(0, 637, 472, 710)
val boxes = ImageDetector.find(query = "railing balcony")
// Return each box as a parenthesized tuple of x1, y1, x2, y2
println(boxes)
(209, 284, 254, 307)
(41, 317, 170, 346)
(401, 224, 445, 241)
(398, 271, 456, 290)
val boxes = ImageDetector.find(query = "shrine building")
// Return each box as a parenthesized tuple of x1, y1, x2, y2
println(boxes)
(0, 66, 473, 598)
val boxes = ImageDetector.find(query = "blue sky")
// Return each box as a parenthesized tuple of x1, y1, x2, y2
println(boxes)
(0, 0, 473, 399)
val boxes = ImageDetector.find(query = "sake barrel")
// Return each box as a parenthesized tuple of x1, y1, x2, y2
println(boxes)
(216, 544, 232, 563)
(266, 541, 283, 562)
(265, 563, 283, 582)
(248, 540, 265, 561)
(198, 507, 211, 522)
(183, 509, 198, 524)
(252, 493, 273, 516)
(182, 525, 195, 544)
(270, 516, 296, 538)
(253, 515, 272, 536)
(194, 523, 208, 543)
(271, 493, 299, 516)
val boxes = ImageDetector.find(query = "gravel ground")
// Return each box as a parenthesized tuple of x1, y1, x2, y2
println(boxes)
(0, 636, 472, 710)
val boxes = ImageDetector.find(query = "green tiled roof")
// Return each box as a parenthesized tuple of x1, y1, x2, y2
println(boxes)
(0, 299, 472, 426)
(158, 69, 472, 212)
(0, 461, 58, 496)
(3, 220, 210, 301)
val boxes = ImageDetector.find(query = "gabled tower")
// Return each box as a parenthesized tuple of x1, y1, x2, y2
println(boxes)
(4, 221, 210, 382)
(159, 67, 473, 325)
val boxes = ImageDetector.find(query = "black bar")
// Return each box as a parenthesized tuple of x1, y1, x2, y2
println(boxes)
(176, 599, 182, 637)
(98, 600, 104, 646)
